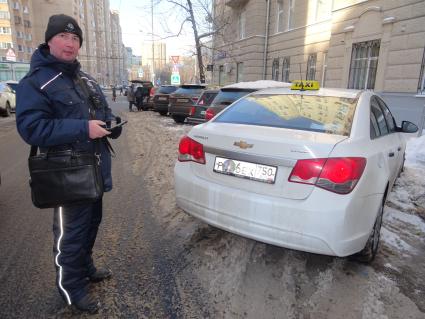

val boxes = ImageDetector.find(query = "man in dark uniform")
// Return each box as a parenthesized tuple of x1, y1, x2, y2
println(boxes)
(16, 14, 122, 314)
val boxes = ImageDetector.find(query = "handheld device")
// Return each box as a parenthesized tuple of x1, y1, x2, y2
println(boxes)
(106, 120, 128, 131)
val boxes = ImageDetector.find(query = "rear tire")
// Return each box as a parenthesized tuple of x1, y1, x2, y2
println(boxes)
(172, 115, 185, 124)
(354, 196, 385, 263)
(159, 111, 168, 116)
(3, 102, 11, 117)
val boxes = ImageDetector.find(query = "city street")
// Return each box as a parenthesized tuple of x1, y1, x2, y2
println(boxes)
(0, 94, 424, 318)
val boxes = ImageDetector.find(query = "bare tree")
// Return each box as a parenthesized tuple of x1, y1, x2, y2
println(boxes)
(150, 0, 231, 84)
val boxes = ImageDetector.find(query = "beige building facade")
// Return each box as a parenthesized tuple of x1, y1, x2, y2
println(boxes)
(1, 0, 126, 85)
(212, 0, 425, 123)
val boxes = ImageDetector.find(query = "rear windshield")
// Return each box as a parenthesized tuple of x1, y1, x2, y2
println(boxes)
(157, 86, 177, 94)
(197, 92, 218, 106)
(211, 90, 254, 107)
(174, 87, 204, 95)
(214, 94, 358, 136)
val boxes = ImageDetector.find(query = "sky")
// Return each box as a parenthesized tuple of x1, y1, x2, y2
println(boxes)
(109, 0, 198, 58)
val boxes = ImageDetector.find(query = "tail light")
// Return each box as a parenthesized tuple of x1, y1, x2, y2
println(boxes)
(205, 108, 215, 121)
(150, 87, 155, 97)
(191, 96, 199, 103)
(288, 157, 366, 194)
(189, 106, 196, 116)
(178, 136, 206, 164)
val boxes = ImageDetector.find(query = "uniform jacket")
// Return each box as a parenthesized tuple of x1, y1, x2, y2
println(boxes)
(16, 44, 115, 192)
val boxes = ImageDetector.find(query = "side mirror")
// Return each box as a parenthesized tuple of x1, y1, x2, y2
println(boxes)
(401, 121, 418, 133)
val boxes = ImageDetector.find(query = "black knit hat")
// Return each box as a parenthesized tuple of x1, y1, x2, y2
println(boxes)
(45, 14, 83, 47)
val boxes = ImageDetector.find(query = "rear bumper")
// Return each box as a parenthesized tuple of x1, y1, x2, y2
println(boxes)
(154, 102, 169, 112)
(186, 116, 206, 125)
(174, 162, 381, 257)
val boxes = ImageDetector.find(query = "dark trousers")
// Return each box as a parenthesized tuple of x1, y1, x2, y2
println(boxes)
(53, 199, 103, 304)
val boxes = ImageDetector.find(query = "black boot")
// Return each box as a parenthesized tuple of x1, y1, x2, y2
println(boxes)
(73, 294, 100, 314)
(89, 268, 112, 283)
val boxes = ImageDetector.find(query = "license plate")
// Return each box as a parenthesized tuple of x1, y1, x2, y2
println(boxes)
(213, 157, 277, 184)
(200, 110, 206, 115)
(158, 97, 167, 101)
(177, 98, 189, 103)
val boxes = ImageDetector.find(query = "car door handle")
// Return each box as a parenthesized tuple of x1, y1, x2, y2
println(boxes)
(388, 152, 395, 157)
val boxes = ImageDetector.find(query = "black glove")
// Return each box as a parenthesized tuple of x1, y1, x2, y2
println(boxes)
(108, 116, 122, 139)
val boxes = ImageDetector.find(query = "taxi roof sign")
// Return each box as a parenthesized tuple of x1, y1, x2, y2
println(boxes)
(291, 80, 320, 90)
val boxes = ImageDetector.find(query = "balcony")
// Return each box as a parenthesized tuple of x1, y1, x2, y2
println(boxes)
(225, 0, 248, 8)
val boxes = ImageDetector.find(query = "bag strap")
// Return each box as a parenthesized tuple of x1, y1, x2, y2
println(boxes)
(75, 74, 103, 155)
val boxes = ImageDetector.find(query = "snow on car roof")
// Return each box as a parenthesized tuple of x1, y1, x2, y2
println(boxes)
(223, 80, 292, 90)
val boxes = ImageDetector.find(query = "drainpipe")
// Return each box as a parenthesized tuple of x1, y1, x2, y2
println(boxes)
(262, 0, 271, 79)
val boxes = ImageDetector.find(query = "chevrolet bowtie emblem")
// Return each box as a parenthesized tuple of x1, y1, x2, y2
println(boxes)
(233, 140, 253, 149)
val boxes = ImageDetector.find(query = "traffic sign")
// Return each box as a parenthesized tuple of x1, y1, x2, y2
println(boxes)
(171, 55, 180, 64)
(171, 72, 180, 85)
(6, 48, 16, 62)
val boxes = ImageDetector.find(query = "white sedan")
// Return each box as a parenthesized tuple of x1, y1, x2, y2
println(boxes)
(174, 83, 418, 262)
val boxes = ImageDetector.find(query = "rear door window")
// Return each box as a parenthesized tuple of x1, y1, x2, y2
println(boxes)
(371, 97, 389, 136)
(214, 94, 358, 136)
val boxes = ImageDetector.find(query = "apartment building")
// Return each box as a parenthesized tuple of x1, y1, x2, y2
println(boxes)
(142, 41, 167, 83)
(0, 0, 126, 85)
(212, 0, 425, 123)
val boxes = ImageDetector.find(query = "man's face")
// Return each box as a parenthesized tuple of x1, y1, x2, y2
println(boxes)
(48, 32, 80, 62)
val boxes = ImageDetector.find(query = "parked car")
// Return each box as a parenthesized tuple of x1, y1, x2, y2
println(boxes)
(168, 84, 207, 123)
(186, 89, 219, 125)
(0, 81, 17, 117)
(174, 80, 418, 263)
(152, 85, 178, 116)
(205, 80, 291, 121)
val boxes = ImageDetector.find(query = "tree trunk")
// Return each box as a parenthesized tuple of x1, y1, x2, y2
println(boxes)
(187, 0, 206, 83)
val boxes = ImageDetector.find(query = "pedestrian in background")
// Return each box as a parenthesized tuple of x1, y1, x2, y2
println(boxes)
(119, 86, 123, 95)
(112, 85, 117, 102)
(127, 83, 135, 111)
(16, 14, 122, 314)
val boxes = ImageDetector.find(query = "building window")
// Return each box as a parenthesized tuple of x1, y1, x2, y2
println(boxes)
(418, 47, 425, 94)
(277, 1, 284, 33)
(13, 2, 20, 10)
(348, 40, 380, 89)
(0, 0, 8, 3)
(16, 31, 23, 38)
(0, 42, 12, 49)
(14, 16, 21, 24)
(24, 20, 31, 28)
(25, 33, 32, 41)
(239, 9, 246, 39)
(236, 62, 244, 82)
(272, 58, 279, 80)
(17, 44, 24, 52)
(0, 11, 10, 19)
(26, 47, 32, 53)
(306, 53, 317, 80)
(282, 57, 290, 82)
(321, 52, 327, 87)
(23, 6, 29, 14)
(314, 0, 332, 22)
(288, 0, 295, 30)
(0, 27, 11, 34)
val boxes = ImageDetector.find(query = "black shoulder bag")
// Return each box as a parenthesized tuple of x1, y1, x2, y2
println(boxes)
(28, 76, 103, 209)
